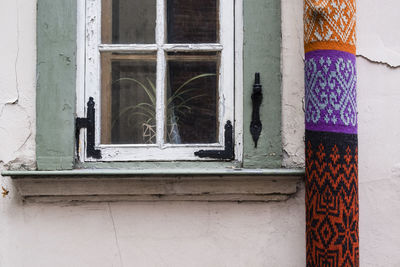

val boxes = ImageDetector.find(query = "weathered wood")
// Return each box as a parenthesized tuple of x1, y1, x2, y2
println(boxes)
(13, 175, 301, 202)
(101, 0, 113, 43)
(36, 0, 77, 170)
(24, 194, 291, 203)
(100, 52, 112, 144)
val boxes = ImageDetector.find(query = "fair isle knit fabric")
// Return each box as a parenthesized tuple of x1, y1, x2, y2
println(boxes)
(304, 0, 356, 54)
(305, 50, 357, 134)
(304, 0, 359, 266)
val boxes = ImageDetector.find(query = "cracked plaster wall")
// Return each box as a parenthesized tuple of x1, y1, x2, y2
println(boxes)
(0, 0, 35, 167)
(0, 0, 399, 266)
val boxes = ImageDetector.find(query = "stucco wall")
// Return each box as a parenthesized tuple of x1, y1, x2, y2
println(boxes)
(0, 0, 399, 266)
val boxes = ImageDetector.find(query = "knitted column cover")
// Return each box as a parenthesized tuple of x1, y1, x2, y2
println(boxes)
(304, 1, 359, 266)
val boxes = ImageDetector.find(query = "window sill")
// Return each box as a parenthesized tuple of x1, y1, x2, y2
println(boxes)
(2, 169, 304, 203)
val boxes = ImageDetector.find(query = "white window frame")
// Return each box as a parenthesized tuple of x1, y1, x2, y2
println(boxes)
(77, 0, 242, 162)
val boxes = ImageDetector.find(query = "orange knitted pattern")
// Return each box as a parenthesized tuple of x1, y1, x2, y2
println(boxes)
(304, 0, 356, 54)
(305, 131, 359, 267)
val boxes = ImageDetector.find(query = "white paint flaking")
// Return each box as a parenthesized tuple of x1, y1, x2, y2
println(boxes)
(357, 54, 400, 69)
(281, 0, 305, 168)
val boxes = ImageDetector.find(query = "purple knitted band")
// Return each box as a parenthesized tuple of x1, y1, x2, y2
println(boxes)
(305, 50, 357, 134)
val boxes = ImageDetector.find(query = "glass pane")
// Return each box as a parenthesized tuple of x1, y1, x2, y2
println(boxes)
(166, 52, 219, 144)
(102, 0, 156, 44)
(101, 53, 157, 144)
(167, 0, 219, 43)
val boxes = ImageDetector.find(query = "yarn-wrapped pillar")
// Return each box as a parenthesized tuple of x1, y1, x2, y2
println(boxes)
(304, 1, 359, 266)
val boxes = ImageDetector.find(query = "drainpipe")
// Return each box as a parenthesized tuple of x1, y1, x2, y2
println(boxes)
(304, 1, 359, 266)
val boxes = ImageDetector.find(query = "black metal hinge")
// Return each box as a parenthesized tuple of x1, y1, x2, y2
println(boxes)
(194, 121, 234, 160)
(75, 97, 102, 159)
(250, 73, 263, 148)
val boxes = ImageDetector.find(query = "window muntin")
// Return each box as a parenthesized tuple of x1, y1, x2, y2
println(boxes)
(85, 0, 235, 161)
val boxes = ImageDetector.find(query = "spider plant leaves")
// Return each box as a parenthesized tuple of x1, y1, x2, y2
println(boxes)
(111, 103, 155, 129)
(176, 94, 207, 106)
(173, 73, 216, 97)
(146, 78, 156, 95)
(113, 77, 156, 105)
(111, 73, 216, 132)
(167, 87, 199, 106)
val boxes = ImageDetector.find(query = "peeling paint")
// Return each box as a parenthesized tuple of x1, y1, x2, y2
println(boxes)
(59, 53, 72, 65)
(281, 0, 305, 169)
(4, 158, 36, 171)
(0, 0, 399, 266)
(357, 54, 400, 69)
(0, 105, 33, 164)
(13, 0, 20, 105)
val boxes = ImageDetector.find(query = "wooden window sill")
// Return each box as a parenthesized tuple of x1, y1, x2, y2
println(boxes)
(2, 169, 304, 203)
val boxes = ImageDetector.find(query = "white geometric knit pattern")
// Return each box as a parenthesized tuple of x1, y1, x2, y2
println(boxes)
(304, 0, 356, 45)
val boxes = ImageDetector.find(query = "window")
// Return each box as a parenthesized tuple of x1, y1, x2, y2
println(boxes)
(36, 0, 283, 170)
(79, 0, 236, 161)
(11, 0, 301, 201)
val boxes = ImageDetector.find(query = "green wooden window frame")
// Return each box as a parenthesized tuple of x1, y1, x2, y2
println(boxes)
(36, 0, 282, 171)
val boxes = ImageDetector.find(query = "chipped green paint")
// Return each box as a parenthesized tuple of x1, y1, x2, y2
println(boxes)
(36, 0, 77, 170)
(243, 0, 282, 168)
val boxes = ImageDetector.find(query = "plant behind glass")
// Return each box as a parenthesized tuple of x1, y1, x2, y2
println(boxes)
(112, 73, 216, 144)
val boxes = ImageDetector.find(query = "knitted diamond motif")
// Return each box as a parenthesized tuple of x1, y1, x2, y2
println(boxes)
(304, 0, 356, 46)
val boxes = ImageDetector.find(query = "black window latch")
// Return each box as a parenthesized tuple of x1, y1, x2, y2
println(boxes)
(75, 97, 102, 159)
(250, 72, 263, 148)
(194, 120, 234, 160)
